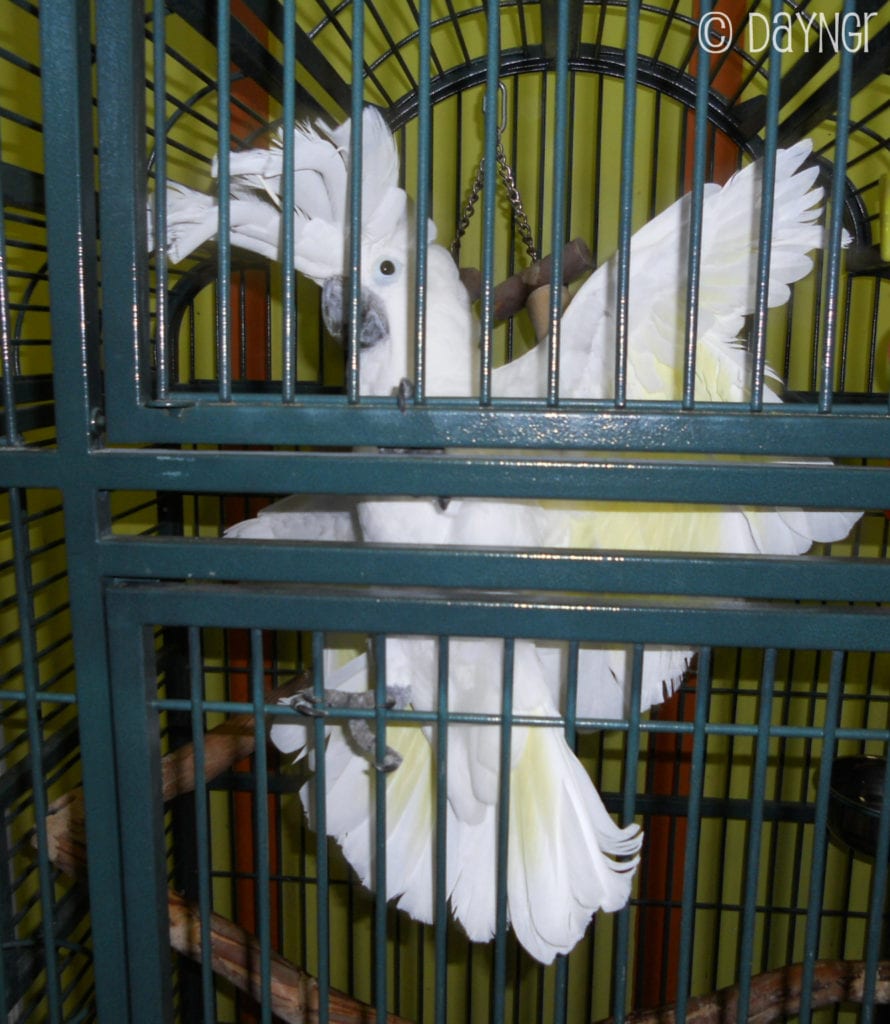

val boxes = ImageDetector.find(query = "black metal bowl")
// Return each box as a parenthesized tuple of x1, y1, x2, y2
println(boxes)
(828, 755, 889, 860)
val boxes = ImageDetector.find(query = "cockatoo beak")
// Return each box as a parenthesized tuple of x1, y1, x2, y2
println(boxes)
(321, 276, 390, 350)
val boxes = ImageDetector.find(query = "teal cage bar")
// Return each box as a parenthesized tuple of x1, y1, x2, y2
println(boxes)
(1, 1, 890, 1022)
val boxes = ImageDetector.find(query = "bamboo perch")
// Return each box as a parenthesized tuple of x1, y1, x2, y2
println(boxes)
(593, 959, 890, 1024)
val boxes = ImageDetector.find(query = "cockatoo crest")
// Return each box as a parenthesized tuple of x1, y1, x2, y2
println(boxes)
(273, 108, 416, 283)
(279, 108, 471, 397)
(155, 106, 468, 395)
(208, 107, 414, 284)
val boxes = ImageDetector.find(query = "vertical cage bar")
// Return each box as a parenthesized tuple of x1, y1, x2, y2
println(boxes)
(860, 746, 890, 1022)
(94, 0, 150, 422)
(479, 1, 501, 406)
(552, 640, 581, 1024)
(346, 3, 366, 405)
(491, 637, 514, 1023)
(312, 631, 330, 1024)
(238, 272, 248, 380)
(748, 1, 782, 411)
(281, 0, 297, 403)
(0, 866, 7, 1021)
(151, 0, 170, 401)
(188, 627, 216, 1018)
(545, 0, 570, 406)
(681, 4, 713, 411)
(591, 72, 604, 266)
(613, 6, 640, 409)
(798, 649, 846, 1020)
(434, 637, 450, 1024)
(413, 0, 432, 404)
(818, 0, 855, 413)
(215, 5, 233, 403)
(45, 3, 130, 1018)
(250, 629, 273, 1023)
(372, 633, 388, 1023)
(673, 647, 712, 1021)
(734, 648, 778, 1019)
(0, 151, 21, 445)
(504, 75, 520, 364)
(611, 644, 644, 1022)
(105, 612, 174, 1023)
(8, 489, 63, 1022)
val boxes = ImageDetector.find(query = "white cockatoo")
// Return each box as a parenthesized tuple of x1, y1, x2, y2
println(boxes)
(162, 108, 861, 962)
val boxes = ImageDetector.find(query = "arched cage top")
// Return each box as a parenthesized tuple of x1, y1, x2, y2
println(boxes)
(127, 0, 890, 446)
(157, 0, 886, 239)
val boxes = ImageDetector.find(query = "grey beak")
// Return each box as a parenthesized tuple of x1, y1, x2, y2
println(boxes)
(322, 277, 389, 349)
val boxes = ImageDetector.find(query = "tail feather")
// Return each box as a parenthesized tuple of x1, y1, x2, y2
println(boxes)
(446, 811, 498, 943)
(507, 721, 642, 963)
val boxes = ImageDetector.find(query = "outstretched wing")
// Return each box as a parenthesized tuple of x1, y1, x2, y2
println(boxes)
(495, 140, 826, 401)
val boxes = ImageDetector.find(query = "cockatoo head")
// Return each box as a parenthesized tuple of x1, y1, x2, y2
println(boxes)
(285, 107, 424, 396)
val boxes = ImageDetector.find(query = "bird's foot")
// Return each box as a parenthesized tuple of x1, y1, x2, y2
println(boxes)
(284, 687, 404, 773)
(397, 377, 415, 412)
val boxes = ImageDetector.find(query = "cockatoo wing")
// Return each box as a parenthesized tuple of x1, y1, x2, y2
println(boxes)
(535, 642, 691, 722)
(224, 493, 360, 542)
(506, 718, 641, 962)
(490, 139, 858, 561)
(494, 140, 825, 401)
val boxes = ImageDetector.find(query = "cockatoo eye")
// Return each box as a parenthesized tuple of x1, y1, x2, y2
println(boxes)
(373, 257, 402, 285)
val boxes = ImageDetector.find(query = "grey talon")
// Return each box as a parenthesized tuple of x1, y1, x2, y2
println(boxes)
(285, 689, 324, 717)
(345, 717, 403, 772)
(377, 749, 403, 773)
(397, 377, 415, 411)
(295, 687, 406, 772)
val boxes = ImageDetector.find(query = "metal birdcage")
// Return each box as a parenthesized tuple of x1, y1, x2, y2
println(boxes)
(1, 1, 890, 1022)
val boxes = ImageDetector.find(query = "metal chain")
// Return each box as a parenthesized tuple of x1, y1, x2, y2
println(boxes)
(450, 87, 539, 265)
(451, 162, 485, 260)
(493, 140, 539, 264)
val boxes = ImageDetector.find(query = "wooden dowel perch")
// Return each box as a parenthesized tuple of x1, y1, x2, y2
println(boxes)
(459, 237, 593, 340)
(44, 674, 412, 1024)
(593, 959, 890, 1024)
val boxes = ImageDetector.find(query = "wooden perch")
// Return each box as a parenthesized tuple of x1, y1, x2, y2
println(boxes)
(168, 891, 411, 1024)
(44, 673, 413, 1024)
(160, 672, 309, 800)
(46, 673, 310, 879)
(458, 237, 593, 319)
(593, 959, 890, 1024)
(46, 675, 890, 1024)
